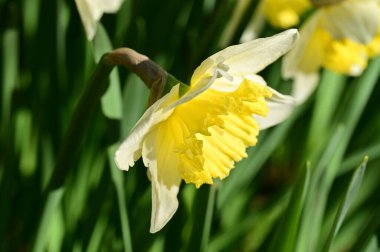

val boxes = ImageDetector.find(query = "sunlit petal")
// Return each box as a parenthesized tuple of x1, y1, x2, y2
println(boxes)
(320, 1, 379, 43)
(115, 85, 179, 170)
(291, 72, 320, 104)
(192, 29, 299, 85)
(75, 0, 124, 40)
(142, 129, 182, 233)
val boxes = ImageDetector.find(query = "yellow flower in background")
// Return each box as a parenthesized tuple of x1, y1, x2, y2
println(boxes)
(75, 0, 124, 40)
(115, 29, 299, 233)
(262, 0, 311, 28)
(241, 0, 310, 42)
(283, 0, 380, 103)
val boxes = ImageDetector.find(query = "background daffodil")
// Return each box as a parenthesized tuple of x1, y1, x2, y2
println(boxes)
(115, 29, 299, 233)
(75, 0, 124, 40)
(283, 0, 380, 103)
(240, 0, 310, 42)
(261, 0, 311, 29)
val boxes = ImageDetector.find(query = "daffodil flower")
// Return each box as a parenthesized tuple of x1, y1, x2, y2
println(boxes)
(262, 0, 311, 29)
(241, 0, 310, 42)
(115, 29, 299, 233)
(75, 0, 124, 40)
(283, 0, 380, 103)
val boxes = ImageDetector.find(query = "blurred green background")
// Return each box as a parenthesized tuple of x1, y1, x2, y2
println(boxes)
(1, 0, 380, 251)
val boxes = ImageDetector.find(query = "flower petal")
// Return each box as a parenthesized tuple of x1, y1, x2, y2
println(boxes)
(114, 85, 180, 170)
(142, 122, 182, 233)
(192, 29, 299, 85)
(101, 0, 123, 13)
(320, 1, 380, 44)
(291, 72, 319, 104)
(254, 87, 296, 129)
(75, 0, 124, 40)
(75, 0, 102, 40)
(210, 73, 267, 92)
(282, 13, 323, 78)
(166, 63, 226, 111)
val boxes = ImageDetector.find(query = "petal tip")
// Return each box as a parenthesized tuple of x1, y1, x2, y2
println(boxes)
(149, 199, 179, 233)
(114, 147, 133, 171)
(286, 28, 300, 45)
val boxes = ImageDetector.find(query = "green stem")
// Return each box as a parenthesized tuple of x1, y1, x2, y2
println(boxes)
(201, 184, 217, 252)
(46, 48, 167, 191)
(46, 56, 113, 191)
(306, 70, 346, 156)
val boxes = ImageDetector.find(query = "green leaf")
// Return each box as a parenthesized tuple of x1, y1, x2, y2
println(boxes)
(210, 193, 289, 252)
(86, 200, 113, 252)
(296, 125, 346, 252)
(92, 24, 123, 119)
(121, 75, 150, 137)
(349, 206, 380, 252)
(269, 163, 311, 252)
(340, 141, 380, 175)
(15, 110, 38, 176)
(322, 156, 368, 252)
(307, 70, 346, 153)
(1, 29, 18, 134)
(185, 186, 210, 252)
(33, 188, 65, 252)
(22, 0, 41, 38)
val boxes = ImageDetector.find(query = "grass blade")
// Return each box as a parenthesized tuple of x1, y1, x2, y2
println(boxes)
(93, 24, 123, 119)
(32, 188, 65, 252)
(350, 205, 380, 252)
(340, 142, 380, 175)
(307, 70, 346, 152)
(1, 29, 18, 135)
(322, 157, 368, 252)
(296, 125, 346, 252)
(269, 163, 311, 252)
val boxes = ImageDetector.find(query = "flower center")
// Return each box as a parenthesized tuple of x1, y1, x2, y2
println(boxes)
(168, 79, 272, 188)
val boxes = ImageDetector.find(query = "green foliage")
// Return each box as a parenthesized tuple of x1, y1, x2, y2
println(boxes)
(1, 0, 380, 251)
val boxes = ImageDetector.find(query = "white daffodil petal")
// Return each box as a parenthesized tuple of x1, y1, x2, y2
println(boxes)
(114, 85, 180, 170)
(101, 0, 124, 13)
(245, 74, 268, 86)
(254, 87, 295, 130)
(321, 1, 379, 43)
(142, 125, 182, 233)
(282, 13, 321, 78)
(192, 29, 299, 84)
(149, 168, 181, 233)
(291, 72, 320, 104)
(75, 0, 124, 40)
(212, 29, 299, 75)
(210, 77, 242, 92)
(210, 73, 269, 94)
(75, 0, 102, 40)
(167, 62, 229, 111)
